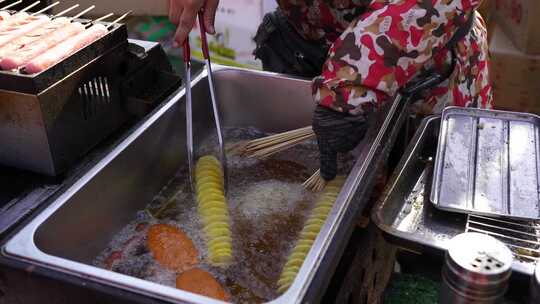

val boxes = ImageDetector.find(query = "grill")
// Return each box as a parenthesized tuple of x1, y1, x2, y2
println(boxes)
(466, 215, 540, 263)
(0, 16, 181, 175)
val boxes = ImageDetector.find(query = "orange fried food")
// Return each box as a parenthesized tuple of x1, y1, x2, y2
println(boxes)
(176, 268, 230, 301)
(147, 224, 199, 273)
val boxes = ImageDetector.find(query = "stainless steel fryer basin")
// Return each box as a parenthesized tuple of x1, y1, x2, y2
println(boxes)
(3, 66, 405, 304)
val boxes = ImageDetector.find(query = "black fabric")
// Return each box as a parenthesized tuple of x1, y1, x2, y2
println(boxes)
(253, 9, 329, 78)
(312, 105, 369, 181)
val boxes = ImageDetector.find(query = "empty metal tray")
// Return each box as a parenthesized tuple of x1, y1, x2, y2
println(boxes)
(430, 107, 540, 220)
(372, 116, 540, 276)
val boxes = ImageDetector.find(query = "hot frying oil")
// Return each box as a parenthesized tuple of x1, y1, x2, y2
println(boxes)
(94, 127, 332, 303)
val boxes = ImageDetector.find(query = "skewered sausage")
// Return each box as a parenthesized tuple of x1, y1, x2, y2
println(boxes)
(0, 15, 49, 48)
(0, 12, 32, 31)
(0, 21, 85, 70)
(23, 23, 107, 74)
(0, 17, 71, 58)
(0, 11, 11, 21)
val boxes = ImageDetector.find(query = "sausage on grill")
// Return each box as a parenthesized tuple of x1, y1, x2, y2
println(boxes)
(0, 17, 71, 59)
(0, 15, 50, 48)
(0, 11, 11, 21)
(0, 21, 85, 70)
(23, 24, 107, 74)
(0, 12, 32, 31)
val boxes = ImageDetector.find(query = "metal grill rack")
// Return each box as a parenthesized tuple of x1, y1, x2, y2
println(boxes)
(466, 214, 540, 262)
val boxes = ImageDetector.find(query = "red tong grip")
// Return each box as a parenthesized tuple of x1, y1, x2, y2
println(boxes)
(197, 11, 210, 60)
(182, 39, 191, 63)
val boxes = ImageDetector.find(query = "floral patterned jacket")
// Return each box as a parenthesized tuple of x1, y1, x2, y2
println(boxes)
(277, 0, 492, 114)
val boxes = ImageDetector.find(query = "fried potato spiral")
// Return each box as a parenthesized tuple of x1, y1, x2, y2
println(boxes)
(195, 155, 233, 267)
(277, 176, 346, 293)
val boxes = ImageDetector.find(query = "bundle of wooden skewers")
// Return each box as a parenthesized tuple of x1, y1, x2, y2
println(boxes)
(228, 126, 331, 192)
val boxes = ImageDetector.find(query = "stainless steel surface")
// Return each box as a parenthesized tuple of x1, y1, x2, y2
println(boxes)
(198, 14, 228, 192)
(184, 60, 195, 193)
(205, 59, 228, 192)
(466, 215, 540, 262)
(2, 65, 404, 304)
(372, 116, 540, 275)
(531, 263, 540, 304)
(431, 107, 540, 220)
(0, 39, 179, 175)
(440, 233, 512, 304)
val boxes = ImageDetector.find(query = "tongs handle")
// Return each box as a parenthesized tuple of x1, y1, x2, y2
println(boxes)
(183, 38, 195, 192)
(183, 39, 191, 64)
(197, 12, 211, 60)
(197, 10, 228, 193)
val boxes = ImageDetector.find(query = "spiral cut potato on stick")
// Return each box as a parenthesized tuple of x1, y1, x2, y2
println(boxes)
(277, 176, 346, 293)
(195, 155, 233, 267)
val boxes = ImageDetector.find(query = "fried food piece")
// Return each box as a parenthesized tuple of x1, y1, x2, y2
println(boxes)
(147, 224, 199, 273)
(176, 268, 230, 301)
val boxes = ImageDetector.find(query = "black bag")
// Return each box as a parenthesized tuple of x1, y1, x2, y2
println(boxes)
(253, 9, 329, 78)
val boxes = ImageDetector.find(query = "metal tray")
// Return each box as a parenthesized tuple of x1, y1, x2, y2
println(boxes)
(431, 107, 540, 220)
(372, 116, 540, 276)
(2, 65, 408, 304)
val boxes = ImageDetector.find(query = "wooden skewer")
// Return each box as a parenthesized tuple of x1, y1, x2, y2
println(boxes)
(87, 12, 113, 26)
(236, 129, 311, 150)
(247, 126, 313, 146)
(70, 5, 95, 19)
(51, 3, 79, 17)
(0, 0, 22, 10)
(228, 126, 315, 159)
(31, 1, 59, 15)
(244, 129, 314, 152)
(106, 10, 131, 29)
(248, 133, 315, 158)
(303, 169, 326, 192)
(19, 0, 40, 13)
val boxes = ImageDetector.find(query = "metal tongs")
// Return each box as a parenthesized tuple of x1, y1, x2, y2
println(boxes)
(183, 10, 228, 193)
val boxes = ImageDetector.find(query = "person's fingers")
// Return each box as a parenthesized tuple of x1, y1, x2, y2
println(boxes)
(169, 0, 183, 26)
(203, 0, 219, 34)
(174, 3, 199, 46)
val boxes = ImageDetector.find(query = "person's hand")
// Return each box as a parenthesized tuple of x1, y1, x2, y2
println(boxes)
(312, 105, 369, 181)
(169, 0, 219, 47)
